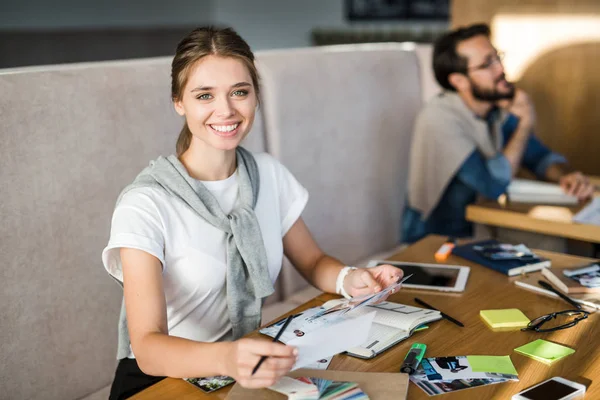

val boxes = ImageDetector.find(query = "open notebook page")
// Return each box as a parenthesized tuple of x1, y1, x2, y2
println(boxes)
(348, 302, 439, 331)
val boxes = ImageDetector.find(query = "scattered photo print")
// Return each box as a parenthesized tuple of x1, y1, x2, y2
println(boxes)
(184, 375, 235, 393)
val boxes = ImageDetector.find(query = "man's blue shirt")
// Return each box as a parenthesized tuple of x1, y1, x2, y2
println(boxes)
(401, 113, 566, 243)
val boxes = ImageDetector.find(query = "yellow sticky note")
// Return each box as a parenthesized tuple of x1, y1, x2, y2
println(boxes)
(480, 309, 530, 331)
(467, 355, 518, 375)
(514, 339, 575, 365)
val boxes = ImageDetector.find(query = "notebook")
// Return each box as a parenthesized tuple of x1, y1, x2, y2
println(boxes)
(323, 299, 442, 359)
(514, 339, 575, 365)
(513, 273, 600, 310)
(260, 300, 441, 360)
(541, 266, 600, 294)
(452, 240, 551, 276)
(480, 309, 530, 331)
(507, 179, 578, 205)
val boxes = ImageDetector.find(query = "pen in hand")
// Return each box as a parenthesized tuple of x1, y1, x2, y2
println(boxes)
(251, 314, 295, 376)
(414, 297, 465, 328)
(538, 280, 582, 310)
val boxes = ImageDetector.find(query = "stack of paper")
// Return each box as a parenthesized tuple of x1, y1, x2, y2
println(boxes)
(480, 309, 530, 331)
(259, 275, 418, 364)
(507, 179, 578, 205)
(514, 339, 575, 365)
(269, 376, 369, 399)
(409, 355, 518, 396)
(573, 197, 600, 226)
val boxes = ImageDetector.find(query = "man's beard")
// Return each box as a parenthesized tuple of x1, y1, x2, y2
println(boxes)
(470, 76, 515, 102)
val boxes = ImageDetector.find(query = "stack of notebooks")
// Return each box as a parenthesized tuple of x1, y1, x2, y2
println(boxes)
(514, 267, 600, 310)
(269, 377, 369, 400)
(506, 179, 578, 205)
(452, 239, 550, 276)
(541, 264, 600, 294)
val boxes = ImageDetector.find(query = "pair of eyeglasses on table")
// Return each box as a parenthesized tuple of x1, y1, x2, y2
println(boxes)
(521, 280, 592, 332)
(521, 309, 590, 333)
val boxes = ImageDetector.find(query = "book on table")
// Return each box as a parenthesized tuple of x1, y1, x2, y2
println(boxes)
(506, 178, 578, 205)
(321, 299, 442, 359)
(452, 239, 550, 276)
(259, 299, 441, 360)
(541, 265, 600, 294)
(513, 272, 600, 310)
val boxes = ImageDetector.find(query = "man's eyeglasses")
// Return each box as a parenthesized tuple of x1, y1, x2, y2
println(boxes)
(521, 310, 590, 333)
(467, 51, 505, 72)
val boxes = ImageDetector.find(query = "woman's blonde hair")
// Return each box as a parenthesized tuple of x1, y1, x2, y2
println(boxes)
(171, 26, 260, 156)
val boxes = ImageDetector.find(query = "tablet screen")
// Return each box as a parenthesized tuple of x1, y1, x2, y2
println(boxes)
(376, 263, 460, 288)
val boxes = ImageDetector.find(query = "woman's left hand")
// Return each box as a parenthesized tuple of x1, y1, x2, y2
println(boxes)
(344, 264, 403, 298)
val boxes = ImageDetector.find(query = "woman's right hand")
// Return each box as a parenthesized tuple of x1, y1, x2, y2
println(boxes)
(222, 338, 298, 388)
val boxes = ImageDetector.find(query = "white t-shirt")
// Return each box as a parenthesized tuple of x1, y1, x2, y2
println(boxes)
(102, 152, 308, 357)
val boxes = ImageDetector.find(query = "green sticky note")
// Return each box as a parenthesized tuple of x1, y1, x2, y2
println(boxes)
(480, 309, 530, 331)
(514, 339, 575, 365)
(467, 355, 518, 375)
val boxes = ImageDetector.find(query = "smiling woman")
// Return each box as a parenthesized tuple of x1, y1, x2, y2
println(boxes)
(101, 26, 403, 400)
(174, 55, 257, 171)
(171, 28, 261, 167)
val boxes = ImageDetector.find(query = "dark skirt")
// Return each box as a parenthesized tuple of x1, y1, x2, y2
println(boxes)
(109, 358, 166, 400)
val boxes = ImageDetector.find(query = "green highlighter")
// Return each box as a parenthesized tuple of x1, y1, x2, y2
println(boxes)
(400, 343, 427, 374)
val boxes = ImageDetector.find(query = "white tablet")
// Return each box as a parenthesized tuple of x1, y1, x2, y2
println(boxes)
(366, 260, 470, 292)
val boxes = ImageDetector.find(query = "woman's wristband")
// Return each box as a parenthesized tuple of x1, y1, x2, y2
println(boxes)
(335, 266, 357, 299)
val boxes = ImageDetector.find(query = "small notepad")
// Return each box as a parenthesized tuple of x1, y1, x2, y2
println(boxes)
(480, 309, 530, 331)
(514, 339, 575, 365)
(467, 355, 518, 375)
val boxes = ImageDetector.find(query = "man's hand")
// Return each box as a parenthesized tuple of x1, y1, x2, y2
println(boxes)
(343, 265, 403, 299)
(497, 89, 536, 131)
(559, 172, 594, 201)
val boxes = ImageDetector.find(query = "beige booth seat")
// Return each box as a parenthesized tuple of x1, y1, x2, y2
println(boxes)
(1, 42, 424, 399)
(415, 43, 441, 102)
(256, 43, 422, 321)
(0, 58, 265, 400)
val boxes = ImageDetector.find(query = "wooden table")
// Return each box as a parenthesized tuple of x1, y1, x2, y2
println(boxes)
(466, 200, 600, 244)
(466, 174, 600, 246)
(132, 235, 600, 399)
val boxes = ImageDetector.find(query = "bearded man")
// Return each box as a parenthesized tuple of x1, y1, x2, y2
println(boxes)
(402, 23, 593, 243)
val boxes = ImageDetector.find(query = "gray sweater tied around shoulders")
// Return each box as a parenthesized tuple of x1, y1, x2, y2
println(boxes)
(112, 146, 274, 360)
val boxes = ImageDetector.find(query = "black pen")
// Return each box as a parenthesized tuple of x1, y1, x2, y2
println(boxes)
(252, 314, 295, 375)
(414, 297, 465, 328)
(538, 280, 582, 310)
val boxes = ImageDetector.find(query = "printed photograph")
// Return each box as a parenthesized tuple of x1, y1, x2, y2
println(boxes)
(411, 376, 507, 396)
(185, 375, 235, 393)
(566, 265, 600, 287)
(418, 356, 518, 382)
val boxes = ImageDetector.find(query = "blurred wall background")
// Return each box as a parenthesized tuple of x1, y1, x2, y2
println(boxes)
(0, 0, 447, 68)
(3, 0, 597, 175)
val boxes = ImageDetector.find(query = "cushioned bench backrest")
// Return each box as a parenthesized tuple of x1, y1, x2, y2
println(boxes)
(256, 44, 422, 294)
(0, 57, 265, 400)
(415, 43, 442, 102)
